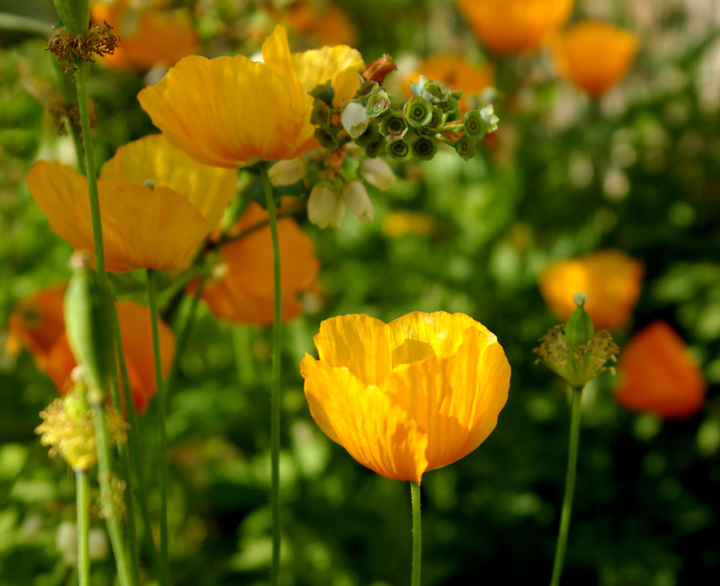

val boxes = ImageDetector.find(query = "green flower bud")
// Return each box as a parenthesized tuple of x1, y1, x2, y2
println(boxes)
(379, 110, 408, 139)
(0, 129, 40, 159)
(357, 80, 381, 105)
(314, 127, 340, 151)
(53, 0, 90, 36)
(454, 135, 477, 161)
(363, 136, 387, 159)
(309, 81, 335, 106)
(410, 135, 438, 161)
(353, 121, 380, 147)
(385, 137, 412, 162)
(422, 80, 450, 105)
(424, 106, 444, 132)
(438, 96, 460, 115)
(463, 110, 488, 140)
(64, 253, 115, 392)
(365, 91, 391, 118)
(451, 89, 464, 100)
(311, 100, 332, 128)
(565, 293, 595, 349)
(409, 75, 428, 97)
(403, 95, 434, 128)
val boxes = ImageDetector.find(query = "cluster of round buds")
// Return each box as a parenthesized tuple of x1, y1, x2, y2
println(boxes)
(310, 75, 498, 164)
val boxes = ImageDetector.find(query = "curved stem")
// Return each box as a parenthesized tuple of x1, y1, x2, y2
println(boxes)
(75, 470, 90, 586)
(146, 269, 169, 586)
(259, 164, 283, 586)
(550, 386, 584, 586)
(411, 482, 422, 586)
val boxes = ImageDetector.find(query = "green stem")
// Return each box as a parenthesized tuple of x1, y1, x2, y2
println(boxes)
(232, 326, 257, 387)
(75, 470, 90, 586)
(260, 164, 282, 586)
(411, 482, 422, 586)
(90, 401, 134, 586)
(113, 313, 159, 577)
(146, 269, 169, 586)
(73, 62, 105, 283)
(550, 387, 584, 586)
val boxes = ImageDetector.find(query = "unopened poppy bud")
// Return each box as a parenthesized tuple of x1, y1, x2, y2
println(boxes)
(565, 293, 595, 348)
(341, 180, 374, 224)
(308, 182, 345, 228)
(268, 157, 308, 186)
(64, 253, 115, 393)
(53, 0, 90, 36)
(341, 102, 369, 139)
(359, 158, 396, 191)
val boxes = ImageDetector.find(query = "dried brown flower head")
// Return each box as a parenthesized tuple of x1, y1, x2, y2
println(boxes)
(46, 22, 120, 73)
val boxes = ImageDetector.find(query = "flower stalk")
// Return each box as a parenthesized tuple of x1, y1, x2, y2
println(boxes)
(411, 482, 422, 586)
(76, 469, 90, 586)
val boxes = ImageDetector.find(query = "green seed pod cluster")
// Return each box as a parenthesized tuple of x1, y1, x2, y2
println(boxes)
(311, 100, 332, 128)
(53, 0, 90, 36)
(64, 254, 116, 394)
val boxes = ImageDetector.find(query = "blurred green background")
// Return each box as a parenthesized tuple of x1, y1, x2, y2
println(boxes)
(1, 0, 719, 585)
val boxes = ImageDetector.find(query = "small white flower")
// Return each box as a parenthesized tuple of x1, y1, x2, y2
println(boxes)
(359, 158, 396, 191)
(341, 102, 369, 139)
(268, 157, 309, 186)
(341, 180, 374, 224)
(308, 182, 345, 228)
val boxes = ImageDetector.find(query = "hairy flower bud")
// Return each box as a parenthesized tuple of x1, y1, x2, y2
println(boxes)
(341, 102, 369, 139)
(268, 157, 308, 186)
(308, 182, 345, 228)
(341, 180, 374, 224)
(359, 158, 396, 191)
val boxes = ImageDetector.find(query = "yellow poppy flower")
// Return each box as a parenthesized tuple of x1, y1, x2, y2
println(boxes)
(615, 321, 706, 420)
(552, 21, 640, 97)
(91, 0, 199, 70)
(7, 283, 67, 370)
(26, 134, 237, 272)
(457, 0, 575, 55)
(198, 202, 320, 325)
(539, 250, 644, 330)
(137, 25, 364, 168)
(300, 312, 511, 484)
(404, 55, 494, 112)
(47, 301, 176, 414)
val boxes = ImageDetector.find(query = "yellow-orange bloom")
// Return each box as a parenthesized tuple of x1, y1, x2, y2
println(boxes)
(282, 1, 358, 47)
(404, 55, 494, 112)
(47, 301, 175, 414)
(7, 283, 67, 370)
(26, 134, 236, 272)
(91, 0, 199, 70)
(457, 0, 574, 55)
(199, 203, 320, 325)
(539, 250, 644, 330)
(301, 312, 511, 484)
(552, 21, 640, 97)
(615, 321, 706, 420)
(138, 25, 364, 168)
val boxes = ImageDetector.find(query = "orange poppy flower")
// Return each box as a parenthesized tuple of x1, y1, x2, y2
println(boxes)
(404, 55, 494, 112)
(552, 21, 640, 97)
(46, 301, 175, 414)
(456, 0, 575, 55)
(26, 134, 237, 272)
(198, 202, 320, 326)
(282, 1, 358, 47)
(7, 283, 67, 370)
(91, 0, 199, 70)
(539, 250, 644, 330)
(138, 25, 364, 168)
(615, 321, 706, 420)
(301, 312, 511, 484)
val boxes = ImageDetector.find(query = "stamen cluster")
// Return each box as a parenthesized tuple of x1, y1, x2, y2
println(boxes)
(46, 22, 120, 73)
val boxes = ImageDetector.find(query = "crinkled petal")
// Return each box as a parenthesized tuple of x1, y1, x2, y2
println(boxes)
(99, 134, 236, 229)
(73, 183, 209, 272)
(313, 314, 392, 386)
(301, 354, 428, 483)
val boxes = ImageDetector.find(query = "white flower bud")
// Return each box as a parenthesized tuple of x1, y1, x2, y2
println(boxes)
(341, 102, 369, 139)
(268, 157, 309, 186)
(88, 528, 109, 561)
(308, 182, 345, 228)
(341, 180, 374, 224)
(359, 158, 396, 191)
(56, 521, 78, 565)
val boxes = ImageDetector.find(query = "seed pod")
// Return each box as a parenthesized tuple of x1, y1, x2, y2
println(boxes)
(565, 293, 595, 349)
(64, 254, 115, 392)
(385, 137, 412, 162)
(309, 81, 335, 106)
(314, 127, 340, 151)
(354, 121, 380, 147)
(365, 91, 391, 118)
(463, 110, 488, 140)
(404, 96, 434, 128)
(379, 110, 408, 139)
(364, 136, 387, 159)
(410, 135, 438, 161)
(455, 134, 477, 161)
(310, 100, 332, 128)
(53, 0, 90, 36)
